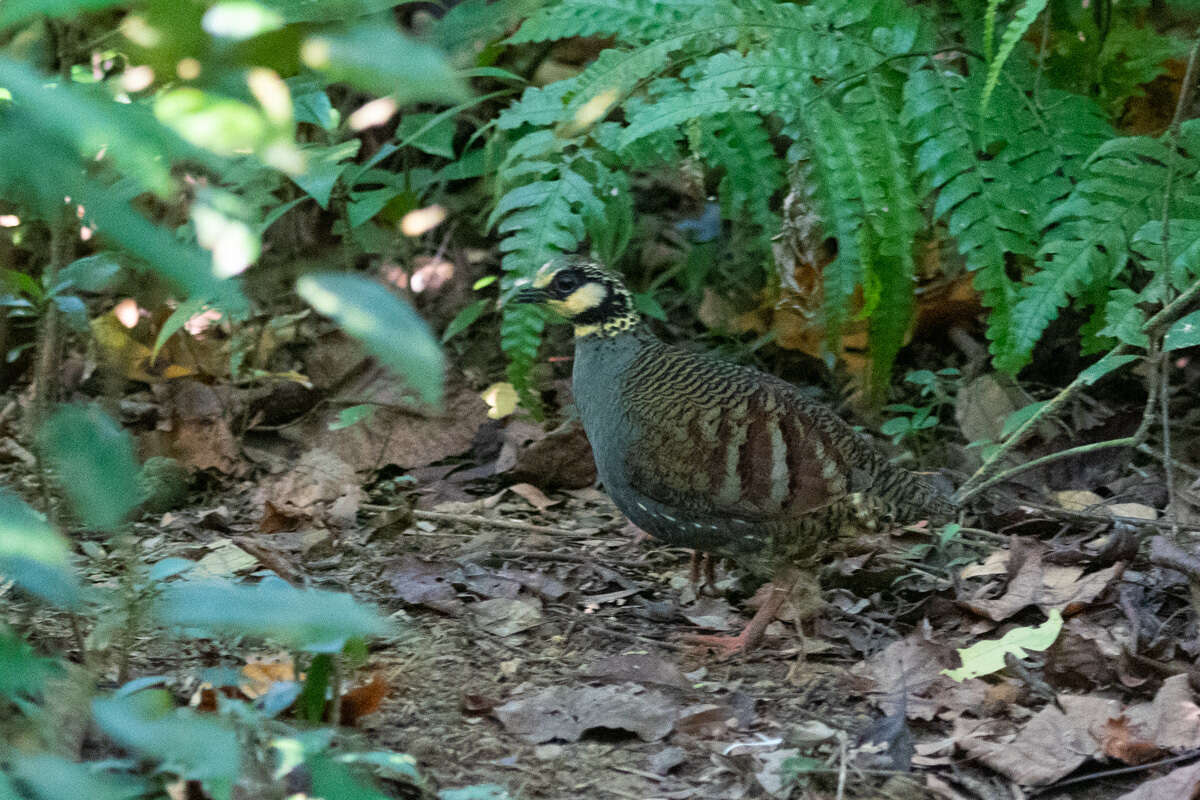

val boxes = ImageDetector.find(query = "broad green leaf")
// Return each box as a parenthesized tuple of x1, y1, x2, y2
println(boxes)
(92, 692, 240, 785)
(152, 296, 213, 359)
(293, 88, 338, 131)
(308, 754, 390, 800)
(1164, 310, 1200, 352)
(999, 400, 1050, 440)
(1079, 353, 1141, 385)
(292, 140, 361, 209)
(155, 89, 271, 156)
(0, 627, 61, 701)
(942, 609, 1063, 681)
(300, 25, 470, 105)
(0, 489, 81, 608)
(155, 578, 394, 652)
(9, 754, 147, 800)
(297, 273, 443, 406)
(396, 113, 457, 159)
(57, 253, 124, 293)
(442, 298, 489, 342)
(38, 405, 139, 531)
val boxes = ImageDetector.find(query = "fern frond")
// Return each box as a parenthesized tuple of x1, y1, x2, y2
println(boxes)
(507, 0, 698, 45)
(697, 111, 782, 239)
(980, 0, 1049, 113)
(1009, 128, 1200, 370)
(902, 62, 1023, 360)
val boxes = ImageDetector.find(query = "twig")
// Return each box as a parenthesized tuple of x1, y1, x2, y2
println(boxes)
(1032, 749, 1200, 795)
(1161, 353, 1180, 538)
(1137, 443, 1200, 477)
(363, 506, 584, 537)
(958, 437, 1136, 499)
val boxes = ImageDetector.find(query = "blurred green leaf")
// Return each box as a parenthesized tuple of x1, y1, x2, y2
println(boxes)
(0, 489, 81, 608)
(292, 140, 360, 209)
(297, 272, 443, 406)
(38, 405, 139, 531)
(439, 786, 513, 800)
(202, 2, 285, 40)
(442, 298, 489, 342)
(1078, 353, 1141, 385)
(293, 88, 337, 131)
(308, 754, 390, 800)
(396, 113, 456, 159)
(9, 754, 147, 800)
(299, 652, 333, 722)
(92, 691, 241, 786)
(328, 403, 376, 431)
(300, 25, 470, 104)
(57, 253, 124, 293)
(338, 751, 422, 783)
(155, 89, 272, 156)
(999, 400, 1050, 440)
(0, 0, 127, 29)
(156, 578, 394, 652)
(943, 609, 1063, 681)
(0, 627, 61, 702)
(263, 0, 404, 22)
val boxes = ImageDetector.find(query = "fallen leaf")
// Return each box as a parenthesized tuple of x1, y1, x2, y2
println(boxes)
(385, 554, 464, 615)
(1099, 716, 1161, 765)
(508, 482, 559, 511)
(493, 683, 678, 743)
(943, 609, 1064, 682)
(339, 672, 389, 726)
(192, 541, 258, 579)
(582, 654, 691, 690)
(1055, 490, 1104, 512)
(482, 382, 518, 419)
(471, 597, 543, 637)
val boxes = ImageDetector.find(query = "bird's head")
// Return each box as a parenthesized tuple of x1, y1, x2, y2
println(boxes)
(511, 259, 640, 338)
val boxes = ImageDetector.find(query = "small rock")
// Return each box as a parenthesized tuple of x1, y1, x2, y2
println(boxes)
(649, 746, 686, 775)
(533, 745, 564, 761)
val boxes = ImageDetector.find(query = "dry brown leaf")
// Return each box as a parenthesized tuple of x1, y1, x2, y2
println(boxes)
(956, 704, 1094, 785)
(961, 540, 1121, 620)
(339, 672, 389, 726)
(1055, 490, 1105, 512)
(508, 482, 559, 511)
(470, 597, 543, 637)
(1099, 716, 1161, 765)
(493, 683, 678, 743)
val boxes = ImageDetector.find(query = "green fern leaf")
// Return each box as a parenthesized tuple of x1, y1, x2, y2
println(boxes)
(980, 0, 1049, 113)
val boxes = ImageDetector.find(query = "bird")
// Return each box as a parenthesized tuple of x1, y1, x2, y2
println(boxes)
(512, 258, 957, 655)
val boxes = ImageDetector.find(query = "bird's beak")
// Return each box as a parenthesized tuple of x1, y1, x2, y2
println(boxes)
(511, 286, 548, 305)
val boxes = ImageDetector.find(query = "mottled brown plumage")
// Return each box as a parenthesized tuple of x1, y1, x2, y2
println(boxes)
(513, 258, 956, 652)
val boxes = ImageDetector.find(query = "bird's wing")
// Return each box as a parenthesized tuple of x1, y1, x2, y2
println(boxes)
(620, 344, 858, 522)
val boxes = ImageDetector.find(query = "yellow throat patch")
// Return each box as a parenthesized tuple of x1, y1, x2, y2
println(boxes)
(546, 281, 606, 318)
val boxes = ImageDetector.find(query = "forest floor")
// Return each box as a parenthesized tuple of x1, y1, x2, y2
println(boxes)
(9, 364, 1200, 800)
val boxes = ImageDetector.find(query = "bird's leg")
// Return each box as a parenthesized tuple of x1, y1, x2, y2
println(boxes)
(687, 551, 718, 596)
(683, 568, 804, 657)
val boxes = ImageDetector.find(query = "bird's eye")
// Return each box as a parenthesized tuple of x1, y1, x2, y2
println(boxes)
(552, 271, 580, 293)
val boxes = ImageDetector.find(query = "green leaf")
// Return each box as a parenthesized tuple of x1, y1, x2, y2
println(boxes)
(292, 140, 361, 210)
(297, 272, 443, 406)
(1165, 310, 1200, 352)
(308, 754, 390, 800)
(999, 400, 1049, 439)
(92, 691, 241, 785)
(439, 786, 513, 800)
(980, 0, 1049, 114)
(0, 627, 61, 702)
(299, 653, 333, 722)
(942, 608, 1063, 681)
(38, 405, 139, 532)
(396, 113, 456, 159)
(301, 25, 470, 105)
(293, 88, 338, 131)
(9, 754, 147, 800)
(442, 298, 489, 342)
(152, 296, 212, 359)
(1079, 352, 1141, 384)
(0, 0, 127, 29)
(338, 751, 422, 783)
(328, 404, 376, 431)
(155, 578, 394, 652)
(56, 253, 124, 293)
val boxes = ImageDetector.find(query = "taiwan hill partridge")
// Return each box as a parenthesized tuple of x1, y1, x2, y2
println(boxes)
(513, 259, 957, 654)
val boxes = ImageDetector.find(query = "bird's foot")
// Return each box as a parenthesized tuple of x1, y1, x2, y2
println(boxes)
(682, 628, 761, 659)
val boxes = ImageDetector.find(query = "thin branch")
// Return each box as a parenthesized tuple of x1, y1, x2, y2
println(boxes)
(959, 437, 1136, 500)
